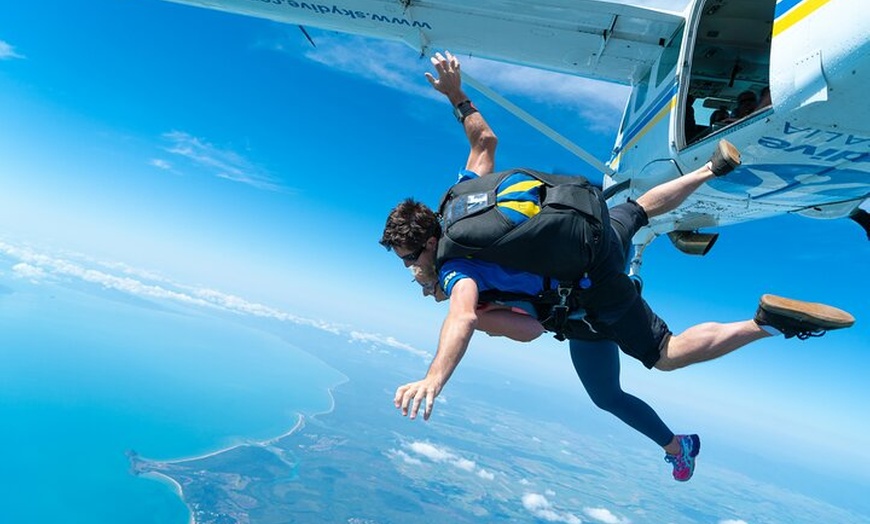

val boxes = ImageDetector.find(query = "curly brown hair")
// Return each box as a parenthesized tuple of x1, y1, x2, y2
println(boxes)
(379, 198, 442, 251)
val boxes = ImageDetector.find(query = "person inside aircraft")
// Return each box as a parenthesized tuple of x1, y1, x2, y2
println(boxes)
(382, 51, 856, 481)
(715, 90, 759, 126)
(709, 105, 730, 127)
(757, 86, 771, 109)
(732, 90, 758, 119)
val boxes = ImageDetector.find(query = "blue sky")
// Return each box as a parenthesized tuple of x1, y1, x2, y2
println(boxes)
(1, 0, 868, 486)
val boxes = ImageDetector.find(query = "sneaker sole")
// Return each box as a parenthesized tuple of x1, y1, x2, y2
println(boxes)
(711, 139, 741, 176)
(760, 294, 855, 329)
(718, 140, 741, 167)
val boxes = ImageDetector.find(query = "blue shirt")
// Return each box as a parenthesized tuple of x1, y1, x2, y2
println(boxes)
(439, 257, 546, 297)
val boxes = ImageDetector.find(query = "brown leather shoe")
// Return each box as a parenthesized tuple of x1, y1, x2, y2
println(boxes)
(754, 294, 855, 339)
(710, 139, 741, 177)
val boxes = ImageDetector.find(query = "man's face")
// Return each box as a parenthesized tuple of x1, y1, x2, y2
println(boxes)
(410, 263, 447, 302)
(393, 236, 434, 269)
(396, 237, 446, 302)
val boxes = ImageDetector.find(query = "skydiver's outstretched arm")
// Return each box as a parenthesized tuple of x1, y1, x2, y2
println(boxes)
(394, 278, 480, 421)
(425, 51, 498, 176)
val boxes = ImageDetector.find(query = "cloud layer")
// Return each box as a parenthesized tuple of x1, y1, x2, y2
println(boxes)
(521, 492, 582, 524)
(391, 440, 495, 482)
(0, 240, 427, 358)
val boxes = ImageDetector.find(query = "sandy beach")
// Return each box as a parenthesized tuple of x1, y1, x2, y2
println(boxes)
(140, 471, 195, 524)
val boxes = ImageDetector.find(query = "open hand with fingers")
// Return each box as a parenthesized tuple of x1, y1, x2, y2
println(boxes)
(394, 378, 443, 421)
(424, 50, 465, 103)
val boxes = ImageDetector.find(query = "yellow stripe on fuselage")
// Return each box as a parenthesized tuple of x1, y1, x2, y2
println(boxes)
(773, 0, 832, 37)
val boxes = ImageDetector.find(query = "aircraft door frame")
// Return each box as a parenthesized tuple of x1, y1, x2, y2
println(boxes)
(677, 0, 777, 150)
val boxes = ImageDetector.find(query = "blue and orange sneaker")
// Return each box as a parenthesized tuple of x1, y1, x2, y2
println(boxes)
(665, 434, 701, 482)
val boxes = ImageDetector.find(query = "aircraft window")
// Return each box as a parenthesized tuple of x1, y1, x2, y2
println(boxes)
(633, 69, 652, 114)
(656, 23, 685, 87)
(683, 0, 776, 146)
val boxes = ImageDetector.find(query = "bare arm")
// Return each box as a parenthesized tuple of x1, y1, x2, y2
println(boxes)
(425, 51, 498, 176)
(635, 163, 715, 218)
(394, 277, 480, 420)
(461, 110, 498, 176)
(476, 305, 544, 342)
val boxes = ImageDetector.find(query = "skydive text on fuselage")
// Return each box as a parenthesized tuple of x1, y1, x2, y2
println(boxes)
(245, 0, 433, 29)
(758, 122, 870, 164)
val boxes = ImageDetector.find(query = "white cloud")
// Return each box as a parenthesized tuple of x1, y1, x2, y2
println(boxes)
(404, 440, 496, 480)
(521, 493, 582, 524)
(149, 158, 172, 170)
(0, 240, 420, 344)
(94, 260, 172, 283)
(523, 493, 550, 511)
(12, 263, 47, 281)
(719, 520, 749, 524)
(390, 449, 423, 466)
(477, 468, 495, 480)
(585, 506, 630, 524)
(0, 40, 24, 60)
(454, 458, 476, 472)
(349, 331, 430, 358)
(408, 441, 453, 462)
(304, 37, 439, 102)
(299, 34, 629, 133)
(462, 58, 630, 123)
(161, 131, 285, 192)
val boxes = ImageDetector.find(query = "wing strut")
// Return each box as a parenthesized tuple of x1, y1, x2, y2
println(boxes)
(461, 72, 615, 177)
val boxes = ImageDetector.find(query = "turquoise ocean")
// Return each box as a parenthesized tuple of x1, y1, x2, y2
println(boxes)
(0, 270, 345, 524)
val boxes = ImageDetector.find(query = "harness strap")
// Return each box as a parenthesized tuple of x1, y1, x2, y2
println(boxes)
(549, 284, 573, 341)
(479, 275, 596, 341)
(542, 183, 600, 219)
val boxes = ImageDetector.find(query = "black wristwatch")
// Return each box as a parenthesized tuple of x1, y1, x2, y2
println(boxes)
(453, 99, 479, 123)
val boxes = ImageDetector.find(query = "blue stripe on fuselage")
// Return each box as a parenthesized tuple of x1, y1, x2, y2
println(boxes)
(775, 0, 804, 17)
(618, 83, 678, 151)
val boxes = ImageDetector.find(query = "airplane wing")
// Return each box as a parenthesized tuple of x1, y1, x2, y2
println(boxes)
(168, 0, 684, 85)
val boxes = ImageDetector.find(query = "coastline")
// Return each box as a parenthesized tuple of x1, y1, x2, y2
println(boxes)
(160, 371, 347, 463)
(134, 372, 349, 524)
(140, 471, 195, 524)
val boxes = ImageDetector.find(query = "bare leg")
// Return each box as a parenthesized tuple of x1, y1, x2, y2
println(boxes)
(663, 436, 681, 455)
(655, 320, 771, 371)
(636, 162, 715, 219)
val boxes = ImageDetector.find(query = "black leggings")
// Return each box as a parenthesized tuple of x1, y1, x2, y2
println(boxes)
(570, 339, 674, 447)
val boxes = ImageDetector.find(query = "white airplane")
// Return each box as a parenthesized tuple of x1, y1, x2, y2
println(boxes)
(166, 0, 870, 274)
